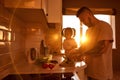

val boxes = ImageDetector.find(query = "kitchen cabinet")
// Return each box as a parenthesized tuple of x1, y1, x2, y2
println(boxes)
(4, 0, 62, 23)
(4, 0, 40, 8)
(47, 0, 62, 23)
(4, 0, 47, 10)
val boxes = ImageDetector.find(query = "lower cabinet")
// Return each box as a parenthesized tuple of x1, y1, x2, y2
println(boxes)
(2, 73, 74, 80)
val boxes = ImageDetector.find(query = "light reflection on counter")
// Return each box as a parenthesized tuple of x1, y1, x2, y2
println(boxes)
(60, 49, 65, 54)
(75, 61, 86, 67)
(61, 67, 66, 71)
(61, 56, 65, 62)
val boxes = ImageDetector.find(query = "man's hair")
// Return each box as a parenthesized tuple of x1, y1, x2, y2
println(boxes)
(76, 6, 92, 17)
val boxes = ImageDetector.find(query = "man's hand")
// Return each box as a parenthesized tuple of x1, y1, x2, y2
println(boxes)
(65, 49, 83, 61)
(66, 48, 77, 58)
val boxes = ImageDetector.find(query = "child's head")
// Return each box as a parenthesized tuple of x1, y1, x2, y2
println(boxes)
(63, 27, 75, 39)
(64, 28, 73, 38)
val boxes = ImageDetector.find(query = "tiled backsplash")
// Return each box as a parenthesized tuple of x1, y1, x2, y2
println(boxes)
(45, 23, 62, 54)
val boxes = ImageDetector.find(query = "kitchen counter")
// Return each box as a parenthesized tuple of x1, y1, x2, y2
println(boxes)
(10, 55, 87, 80)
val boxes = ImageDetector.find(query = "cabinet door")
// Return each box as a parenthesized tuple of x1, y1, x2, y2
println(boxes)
(41, 0, 48, 15)
(47, 0, 62, 23)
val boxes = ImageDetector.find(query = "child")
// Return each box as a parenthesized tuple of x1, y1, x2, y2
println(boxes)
(63, 27, 77, 53)
(60, 27, 77, 67)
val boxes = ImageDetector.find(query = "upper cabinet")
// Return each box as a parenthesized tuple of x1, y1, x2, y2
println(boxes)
(4, 0, 62, 23)
(47, 0, 62, 23)
(4, 0, 43, 9)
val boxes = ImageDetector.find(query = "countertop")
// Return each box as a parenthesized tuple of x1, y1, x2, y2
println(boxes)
(10, 55, 87, 74)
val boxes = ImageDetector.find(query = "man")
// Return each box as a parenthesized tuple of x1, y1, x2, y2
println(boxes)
(67, 7, 113, 80)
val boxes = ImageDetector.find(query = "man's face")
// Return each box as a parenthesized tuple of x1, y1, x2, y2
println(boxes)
(78, 12, 92, 27)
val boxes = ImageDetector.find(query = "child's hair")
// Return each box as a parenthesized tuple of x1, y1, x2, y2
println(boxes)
(62, 27, 76, 38)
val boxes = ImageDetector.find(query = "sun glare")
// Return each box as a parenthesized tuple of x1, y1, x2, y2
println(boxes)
(81, 36, 87, 43)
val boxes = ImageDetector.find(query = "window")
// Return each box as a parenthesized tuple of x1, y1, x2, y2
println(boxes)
(0, 25, 14, 45)
(0, 30, 3, 40)
(62, 14, 116, 49)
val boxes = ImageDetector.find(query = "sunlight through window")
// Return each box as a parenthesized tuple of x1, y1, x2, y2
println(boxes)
(62, 14, 116, 49)
(62, 15, 81, 47)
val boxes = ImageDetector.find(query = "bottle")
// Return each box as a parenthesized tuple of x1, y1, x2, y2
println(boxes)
(40, 40, 45, 57)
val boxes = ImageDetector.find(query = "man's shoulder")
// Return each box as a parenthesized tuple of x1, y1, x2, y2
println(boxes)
(99, 20, 110, 26)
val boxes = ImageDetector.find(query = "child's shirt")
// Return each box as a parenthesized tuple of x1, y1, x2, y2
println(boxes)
(63, 38, 77, 53)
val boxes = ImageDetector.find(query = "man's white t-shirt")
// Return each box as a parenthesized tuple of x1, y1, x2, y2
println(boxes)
(85, 20, 113, 80)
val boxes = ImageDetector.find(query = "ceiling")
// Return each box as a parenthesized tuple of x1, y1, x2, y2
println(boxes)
(63, 8, 115, 15)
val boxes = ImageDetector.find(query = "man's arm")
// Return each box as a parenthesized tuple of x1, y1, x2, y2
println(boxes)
(66, 40, 112, 61)
(82, 40, 112, 56)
